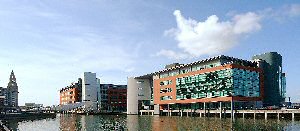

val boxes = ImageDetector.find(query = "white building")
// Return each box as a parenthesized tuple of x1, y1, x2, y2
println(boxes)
(81, 72, 99, 111)
(82, 72, 97, 103)
(127, 76, 153, 115)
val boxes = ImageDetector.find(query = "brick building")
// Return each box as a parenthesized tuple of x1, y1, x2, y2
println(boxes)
(59, 79, 82, 105)
(107, 85, 127, 112)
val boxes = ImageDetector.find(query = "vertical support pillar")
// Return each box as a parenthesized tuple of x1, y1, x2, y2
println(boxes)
(204, 102, 206, 117)
(254, 101, 256, 119)
(223, 102, 226, 118)
(187, 109, 189, 117)
(265, 112, 267, 120)
(180, 110, 183, 117)
(219, 102, 222, 119)
(243, 112, 245, 119)
(207, 102, 211, 117)
(277, 113, 280, 120)
(167, 104, 170, 116)
(231, 100, 234, 120)
(292, 113, 295, 121)
(190, 103, 193, 117)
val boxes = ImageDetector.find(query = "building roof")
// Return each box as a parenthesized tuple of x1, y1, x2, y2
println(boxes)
(135, 55, 256, 78)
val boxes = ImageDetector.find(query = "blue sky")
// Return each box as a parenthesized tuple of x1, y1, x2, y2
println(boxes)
(0, 0, 299, 106)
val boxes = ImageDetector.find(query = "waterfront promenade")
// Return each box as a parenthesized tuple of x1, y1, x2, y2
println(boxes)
(140, 109, 300, 120)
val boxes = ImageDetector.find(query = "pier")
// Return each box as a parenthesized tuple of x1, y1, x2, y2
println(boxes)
(139, 109, 300, 120)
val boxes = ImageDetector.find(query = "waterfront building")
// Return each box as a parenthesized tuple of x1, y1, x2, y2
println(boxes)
(99, 84, 110, 110)
(7, 70, 19, 107)
(82, 72, 97, 102)
(58, 72, 104, 111)
(127, 77, 153, 115)
(0, 87, 7, 107)
(127, 52, 286, 115)
(0, 96, 5, 108)
(0, 70, 19, 108)
(252, 52, 286, 106)
(99, 84, 127, 112)
(107, 85, 127, 112)
(59, 79, 82, 105)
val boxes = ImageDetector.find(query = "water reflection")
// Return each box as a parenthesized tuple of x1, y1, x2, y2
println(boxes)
(5, 114, 300, 130)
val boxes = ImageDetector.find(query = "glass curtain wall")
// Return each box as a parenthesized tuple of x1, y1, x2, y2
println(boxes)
(174, 68, 260, 100)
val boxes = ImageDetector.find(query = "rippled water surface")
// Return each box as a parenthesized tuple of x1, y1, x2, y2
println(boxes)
(5, 114, 300, 130)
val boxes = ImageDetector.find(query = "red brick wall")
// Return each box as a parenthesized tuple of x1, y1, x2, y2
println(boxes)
(60, 87, 79, 105)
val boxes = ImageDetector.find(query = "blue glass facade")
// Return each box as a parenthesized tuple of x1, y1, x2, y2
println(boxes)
(175, 68, 260, 100)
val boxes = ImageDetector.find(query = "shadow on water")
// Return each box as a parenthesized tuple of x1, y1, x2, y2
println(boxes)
(5, 114, 300, 130)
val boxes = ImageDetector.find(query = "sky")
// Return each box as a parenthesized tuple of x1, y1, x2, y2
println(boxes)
(0, 0, 299, 106)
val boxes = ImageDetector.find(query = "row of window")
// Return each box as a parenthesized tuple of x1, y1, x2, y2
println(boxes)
(160, 88, 172, 93)
(160, 62, 221, 78)
(159, 80, 172, 86)
(160, 96, 172, 100)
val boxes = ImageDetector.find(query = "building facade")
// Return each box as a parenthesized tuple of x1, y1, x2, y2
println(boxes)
(100, 84, 127, 112)
(7, 70, 19, 107)
(0, 87, 7, 107)
(252, 52, 286, 106)
(82, 72, 97, 102)
(107, 85, 127, 112)
(99, 84, 110, 111)
(59, 79, 82, 105)
(59, 73, 98, 111)
(60, 86, 80, 105)
(127, 52, 286, 115)
(127, 77, 153, 115)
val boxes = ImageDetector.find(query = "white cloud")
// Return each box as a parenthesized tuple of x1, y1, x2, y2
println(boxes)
(233, 12, 261, 34)
(159, 4, 300, 60)
(160, 10, 261, 58)
(156, 49, 189, 60)
(258, 4, 300, 22)
(283, 4, 300, 17)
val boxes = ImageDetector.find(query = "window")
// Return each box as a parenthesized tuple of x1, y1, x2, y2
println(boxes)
(137, 81, 144, 83)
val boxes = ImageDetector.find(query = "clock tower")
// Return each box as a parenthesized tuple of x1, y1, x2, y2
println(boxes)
(7, 70, 18, 107)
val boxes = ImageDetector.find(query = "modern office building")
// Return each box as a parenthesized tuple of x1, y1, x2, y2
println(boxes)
(99, 84, 127, 112)
(82, 72, 97, 103)
(127, 77, 153, 115)
(107, 85, 127, 112)
(59, 79, 82, 105)
(252, 52, 286, 106)
(99, 84, 110, 110)
(59, 73, 99, 111)
(127, 52, 286, 115)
